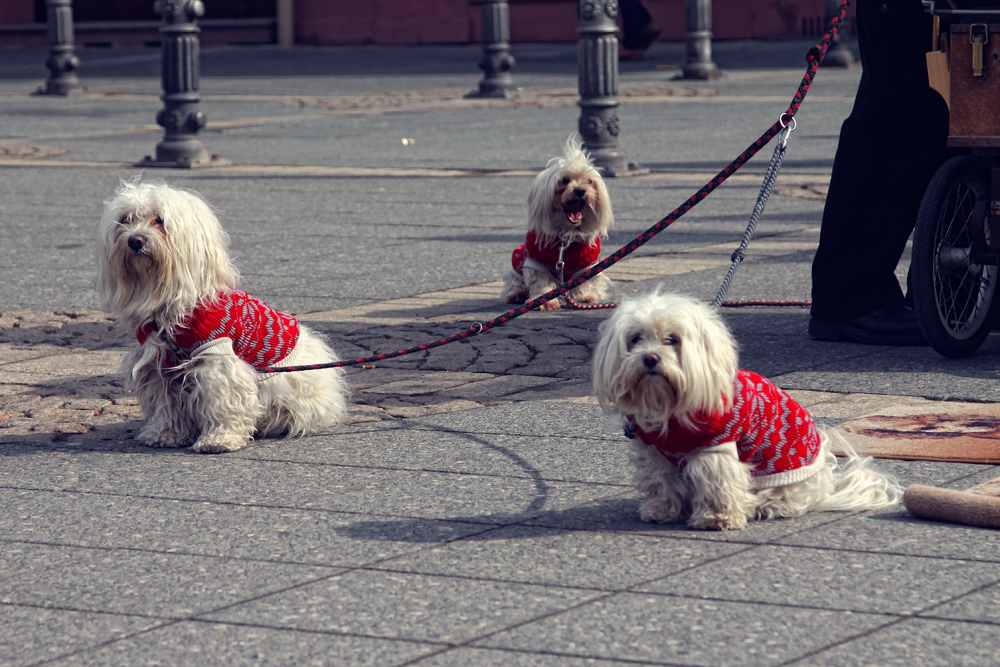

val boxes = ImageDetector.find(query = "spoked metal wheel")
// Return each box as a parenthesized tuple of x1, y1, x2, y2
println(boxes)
(912, 156, 999, 358)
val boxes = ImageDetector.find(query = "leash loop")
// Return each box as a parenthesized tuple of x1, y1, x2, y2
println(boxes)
(712, 116, 790, 308)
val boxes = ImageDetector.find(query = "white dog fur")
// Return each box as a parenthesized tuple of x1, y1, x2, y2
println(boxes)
(501, 135, 613, 310)
(592, 292, 902, 530)
(96, 181, 348, 454)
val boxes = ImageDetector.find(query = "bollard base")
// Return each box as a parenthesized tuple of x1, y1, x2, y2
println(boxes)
(32, 81, 85, 96)
(134, 154, 231, 169)
(679, 63, 723, 80)
(464, 86, 514, 99)
(600, 162, 650, 178)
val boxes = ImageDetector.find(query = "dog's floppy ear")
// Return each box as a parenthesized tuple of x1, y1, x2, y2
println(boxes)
(589, 165, 614, 235)
(526, 157, 560, 230)
(153, 187, 237, 296)
(591, 297, 644, 411)
(674, 298, 738, 414)
(592, 313, 626, 411)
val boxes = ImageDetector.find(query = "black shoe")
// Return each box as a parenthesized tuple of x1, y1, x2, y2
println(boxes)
(808, 305, 928, 346)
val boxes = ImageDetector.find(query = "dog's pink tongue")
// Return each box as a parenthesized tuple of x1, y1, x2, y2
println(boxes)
(567, 210, 583, 224)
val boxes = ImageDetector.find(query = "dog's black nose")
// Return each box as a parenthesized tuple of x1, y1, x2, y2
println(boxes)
(573, 187, 586, 198)
(127, 234, 147, 252)
(642, 353, 660, 370)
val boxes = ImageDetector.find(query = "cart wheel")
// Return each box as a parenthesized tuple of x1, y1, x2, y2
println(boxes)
(912, 156, 999, 358)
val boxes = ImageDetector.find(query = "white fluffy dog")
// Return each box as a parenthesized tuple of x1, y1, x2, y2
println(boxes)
(96, 181, 348, 454)
(592, 292, 902, 530)
(501, 136, 613, 310)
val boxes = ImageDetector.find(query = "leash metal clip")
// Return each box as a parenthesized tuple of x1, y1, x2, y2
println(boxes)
(778, 114, 796, 149)
(555, 241, 569, 283)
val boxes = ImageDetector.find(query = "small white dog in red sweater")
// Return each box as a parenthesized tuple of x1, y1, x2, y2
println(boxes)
(501, 136, 613, 310)
(592, 292, 902, 530)
(96, 181, 348, 454)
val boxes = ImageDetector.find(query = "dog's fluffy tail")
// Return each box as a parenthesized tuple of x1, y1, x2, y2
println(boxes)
(814, 429, 904, 512)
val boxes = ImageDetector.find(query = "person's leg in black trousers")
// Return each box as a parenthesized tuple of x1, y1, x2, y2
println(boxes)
(618, 0, 660, 60)
(809, 0, 950, 344)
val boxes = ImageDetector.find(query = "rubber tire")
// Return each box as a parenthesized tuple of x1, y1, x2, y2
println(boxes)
(911, 156, 998, 359)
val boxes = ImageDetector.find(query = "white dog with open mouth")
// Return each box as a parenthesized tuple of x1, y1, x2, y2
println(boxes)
(592, 292, 902, 530)
(96, 181, 348, 454)
(501, 135, 613, 310)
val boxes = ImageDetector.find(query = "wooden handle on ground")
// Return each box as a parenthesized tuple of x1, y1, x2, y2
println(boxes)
(903, 484, 1000, 528)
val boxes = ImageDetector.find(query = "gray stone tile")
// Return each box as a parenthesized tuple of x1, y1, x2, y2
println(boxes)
(0, 604, 161, 667)
(777, 508, 1000, 562)
(58, 620, 440, 667)
(0, 543, 337, 617)
(637, 544, 1000, 615)
(476, 592, 893, 666)
(922, 581, 1000, 625)
(414, 647, 638, 666)
(373, 524, 749, 590)
(239, 428, 633, 486)
(0, 450, 620, 523)
(801, 617, 1000, 666)
(19, 444, 624, 526)
(874, 459, 999, 489)
(0, 488, 497, 567)
(282, 468, 624, 525)
(408, 402, 618, 440)
(203, 569, 603, 644)
(0, 449, 307, 506)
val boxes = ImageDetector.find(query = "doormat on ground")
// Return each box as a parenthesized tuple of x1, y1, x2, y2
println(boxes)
(835, 400, 1000, 464)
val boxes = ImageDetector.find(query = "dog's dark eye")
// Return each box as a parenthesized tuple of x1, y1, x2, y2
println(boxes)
(559, 178, 570, 186)
(587, 179, 593, 184)
(629, 333, 643, 346)
(117, 216, 130, 225)
(152, 217, 164, 227)
(663, 335, 679, 346)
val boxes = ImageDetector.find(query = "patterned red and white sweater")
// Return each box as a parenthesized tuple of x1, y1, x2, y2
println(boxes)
(511, 230, 601, 281)
(136, 289, 299, 370)
(631, 370, 825, 489)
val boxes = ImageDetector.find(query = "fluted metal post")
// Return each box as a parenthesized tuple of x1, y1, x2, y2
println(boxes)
(821, 0, 855, 67)
(681, 0, 721, 80)
(467, 0, 516, 98)
(137, 0, 226, 168)
(34, 0, 83, 96)
(577, 0, 634, 176)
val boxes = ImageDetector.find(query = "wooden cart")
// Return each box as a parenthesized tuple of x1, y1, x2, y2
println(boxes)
(913, 1, 1000, 357)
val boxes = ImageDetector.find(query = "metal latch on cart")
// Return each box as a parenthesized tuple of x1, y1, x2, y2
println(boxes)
(972, 24, 988, 77)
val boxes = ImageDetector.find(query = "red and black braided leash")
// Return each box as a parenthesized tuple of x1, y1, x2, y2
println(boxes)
(258, 0, 848, 374)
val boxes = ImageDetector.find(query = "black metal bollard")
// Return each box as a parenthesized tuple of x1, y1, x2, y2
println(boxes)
(137, 0, 226, 168)
(577, 0, 641, 177)
(821, 0, 855, 67)
(34, 0, 84, 96)
(681, 0, 721, 80)
(467, 0, 516, 98)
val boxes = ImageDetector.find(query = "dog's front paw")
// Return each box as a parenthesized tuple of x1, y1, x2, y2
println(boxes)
(639, 497, 685, 524)
(504, 289, 528, 304)
(539, 298, 561, 311)
(688, 512, 748, 531)
(192, 432, 248, 454)
(138, 426, 193, 449)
